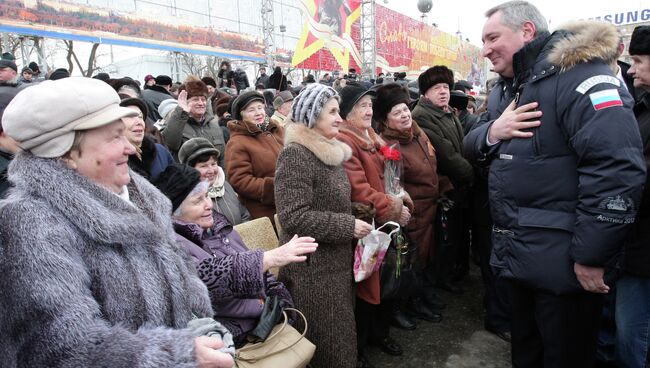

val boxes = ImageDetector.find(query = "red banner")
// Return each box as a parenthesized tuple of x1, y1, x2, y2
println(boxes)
(375, 4, 486, 87)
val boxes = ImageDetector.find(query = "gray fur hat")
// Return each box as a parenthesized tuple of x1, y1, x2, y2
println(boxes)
(291, 83, 339, 128)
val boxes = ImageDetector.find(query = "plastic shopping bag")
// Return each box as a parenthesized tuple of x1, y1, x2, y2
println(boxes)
(353, 221, 400, 282)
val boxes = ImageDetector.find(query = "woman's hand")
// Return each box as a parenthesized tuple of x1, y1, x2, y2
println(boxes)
(194, 336, 234, 368)
(353, 219, 372, 239)
(263, 235, 318, 271)
(398, 205, 411, 227)
(178, 90, 191, 113)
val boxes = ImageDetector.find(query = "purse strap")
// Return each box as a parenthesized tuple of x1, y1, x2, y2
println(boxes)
(236, 307, 308, 362)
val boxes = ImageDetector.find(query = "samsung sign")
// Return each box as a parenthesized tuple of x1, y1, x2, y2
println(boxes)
(586, 9, 650, 26)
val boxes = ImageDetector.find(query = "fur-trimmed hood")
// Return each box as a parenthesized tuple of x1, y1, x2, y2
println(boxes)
(548, 20, 620, 71)
(284, 122, 352, 166)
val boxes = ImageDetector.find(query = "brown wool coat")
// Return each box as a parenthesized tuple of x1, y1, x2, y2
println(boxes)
(336, 124, 408, 305)
(275, 124, 357, 368)
(381, 121, 439, 264)
(225, 119, 284, 220)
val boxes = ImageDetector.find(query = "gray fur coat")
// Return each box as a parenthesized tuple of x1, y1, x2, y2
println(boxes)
(0, 152, 214, 367)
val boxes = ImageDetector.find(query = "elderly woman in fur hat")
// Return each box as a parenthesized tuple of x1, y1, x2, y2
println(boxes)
(225, 91, 284, 220)
(275, 83, 373, 368)
(336, 83, 413, 367)
(375, 83, 444, 330)
(162, 77, 226, 166)
(0, 77, 235, 368)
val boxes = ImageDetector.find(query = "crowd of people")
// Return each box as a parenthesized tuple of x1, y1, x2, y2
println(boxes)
(0, 1, 649, 367)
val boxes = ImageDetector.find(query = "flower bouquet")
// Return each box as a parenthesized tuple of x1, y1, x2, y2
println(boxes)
(379, 143, 404, 198)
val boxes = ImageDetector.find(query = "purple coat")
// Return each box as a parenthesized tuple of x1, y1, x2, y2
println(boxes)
(173, 211, 293, 345)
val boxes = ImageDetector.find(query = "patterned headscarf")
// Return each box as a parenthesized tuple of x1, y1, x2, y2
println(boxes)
(291, 83, 339, 128)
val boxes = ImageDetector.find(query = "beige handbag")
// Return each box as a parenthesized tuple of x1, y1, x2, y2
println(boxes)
(235, 308, 316, 368)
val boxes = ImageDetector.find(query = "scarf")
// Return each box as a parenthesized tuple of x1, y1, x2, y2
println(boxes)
(258, 116, 271, 132)
(381, 120, 424, 145)
(207, 166, 226, 199)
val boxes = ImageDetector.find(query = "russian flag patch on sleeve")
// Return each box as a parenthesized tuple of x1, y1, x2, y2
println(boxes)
(589, 89, 623, 110)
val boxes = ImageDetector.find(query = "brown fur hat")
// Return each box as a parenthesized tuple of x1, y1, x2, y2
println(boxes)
(181, 76, 209, 99)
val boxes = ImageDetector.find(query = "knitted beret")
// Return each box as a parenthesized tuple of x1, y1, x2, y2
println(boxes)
(291, 83, 339, 128)
(152, 163, 202, 211)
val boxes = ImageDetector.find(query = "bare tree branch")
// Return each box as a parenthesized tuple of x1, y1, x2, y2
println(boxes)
(85, 43, 100, 77)
(63, 40, 74, 74)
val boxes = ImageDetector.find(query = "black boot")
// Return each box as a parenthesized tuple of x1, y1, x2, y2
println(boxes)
(421, 290, 447, 310)
(390, 305, 417, 330)
(370, 336, 403, 356)
(435, 280, 464, 294)
(356, 352, 375, 368)
(408, 297, 443, 323)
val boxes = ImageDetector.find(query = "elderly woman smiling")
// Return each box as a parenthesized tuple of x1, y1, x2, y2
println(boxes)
(225, 91, 284, 220)
(120, 97, 174, 180)
(178, 137, 250, 226)
(275, 83, 373, 368)
(154, 163, 317, 346)
(0, 78, 234, 368)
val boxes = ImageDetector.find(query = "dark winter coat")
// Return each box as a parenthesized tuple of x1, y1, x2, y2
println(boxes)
(459, 110, 481, 136)
(225, 119, 284, 220)
(0, 152, 213, 367)
(0, 82, 23, 123)
(381, 121, 439, 263)
(623, 93, 650, 278)
(463, 23, 646, 294)
(142, 85, 174, 122)
(268, 71, 288, 91)
(0, 149, 11, 199)
(128, 135, 174, 180)
(218, 68, 234, 88)
(412, 97, 474, 188)
(275, 123, 357, 368)
(256, 74, 270, 88)
(162, 106, 226, 167)
(233, 69, 250, 93)
(173, 211, 292, 346)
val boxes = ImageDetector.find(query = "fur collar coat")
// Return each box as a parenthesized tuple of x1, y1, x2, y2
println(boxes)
(0, 152, 213, 367)
(275, 123, 358, 367)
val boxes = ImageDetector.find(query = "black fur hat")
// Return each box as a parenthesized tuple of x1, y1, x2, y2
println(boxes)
(373, 83, 411, 124)
(418, 65, 454, 95)
(629, 26, 650, 56)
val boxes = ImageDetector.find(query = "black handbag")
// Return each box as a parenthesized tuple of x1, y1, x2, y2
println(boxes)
(380, 229, 419, 301)
(247, 295, 285, 343)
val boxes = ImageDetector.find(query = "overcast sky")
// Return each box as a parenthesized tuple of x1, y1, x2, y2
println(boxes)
(384, 0, 650, 46)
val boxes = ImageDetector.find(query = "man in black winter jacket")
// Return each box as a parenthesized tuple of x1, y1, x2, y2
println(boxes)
(615, 25, 650, 368)
(464, 2, 646, 367)
(141, 75, 174, 122)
